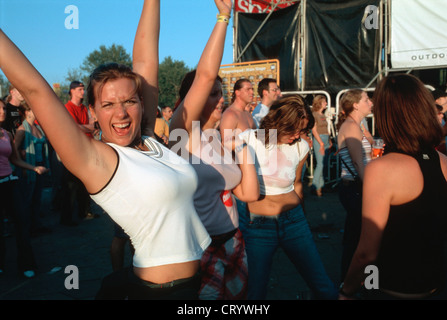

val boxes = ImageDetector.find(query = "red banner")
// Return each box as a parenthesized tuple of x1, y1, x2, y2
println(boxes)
(235, 0, 299, 14)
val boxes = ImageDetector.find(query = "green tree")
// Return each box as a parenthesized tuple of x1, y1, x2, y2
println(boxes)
(80, 44, 132, 76)
(0, 74, 10, 100)
(60, 44, 132, 104)
(158, 56, 192, 108)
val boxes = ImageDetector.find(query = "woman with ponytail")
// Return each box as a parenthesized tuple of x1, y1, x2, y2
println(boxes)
(336, 89, 373, 281)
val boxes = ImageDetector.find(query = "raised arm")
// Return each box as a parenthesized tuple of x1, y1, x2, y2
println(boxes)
(133, 0, 160, 137)
(232, 136, 260, 202)
(0, 30, 97, 183)
(169, 0, 232, 135)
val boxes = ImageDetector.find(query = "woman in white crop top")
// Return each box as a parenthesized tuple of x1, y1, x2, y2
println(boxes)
(0, 0, 233, 300)
(336, 89, 373, 282)
(238, 95, 338, 300)
(170, 66, 259, 299)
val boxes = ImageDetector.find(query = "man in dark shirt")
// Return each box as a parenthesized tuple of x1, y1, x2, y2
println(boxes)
(4, 85, 24, 136)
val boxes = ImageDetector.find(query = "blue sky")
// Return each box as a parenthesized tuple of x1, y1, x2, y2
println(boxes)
(0, 0, 235, 86)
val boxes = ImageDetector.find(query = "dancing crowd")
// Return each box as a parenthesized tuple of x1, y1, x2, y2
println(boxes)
(1, 0, 446, 300)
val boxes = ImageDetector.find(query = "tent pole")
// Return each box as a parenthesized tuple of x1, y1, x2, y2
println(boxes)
(300, 0, 306, 91)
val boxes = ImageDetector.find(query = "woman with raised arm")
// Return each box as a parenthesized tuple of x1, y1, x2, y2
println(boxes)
(0, 0, 213, 300)
(340, 74, 447, 300)
(169, 0, 259, 299)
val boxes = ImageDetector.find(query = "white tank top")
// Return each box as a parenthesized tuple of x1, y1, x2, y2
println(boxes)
(239, 129, 309, 195)
(90, 136, 211, 268)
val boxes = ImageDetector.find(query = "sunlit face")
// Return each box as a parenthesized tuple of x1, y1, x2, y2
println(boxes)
(201, 80, 224, 124)
(266, 83, 281, 103)
(437, 110, 444, 124)
(237, 82, 254, 105)
(162, 107, 173, 121)
(278, 119, 309, 145)
(90, 78, 143, 147)
(321, 98, 328, 110)
(11, 88, 24, 103)
(71, 86, 85, 101)
(436, 96, 447, 113)
(355, 91, 373, 117)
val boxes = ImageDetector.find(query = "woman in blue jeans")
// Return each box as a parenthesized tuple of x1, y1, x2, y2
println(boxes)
(238, 95, 338, 300)
(311, 95, 332, 197)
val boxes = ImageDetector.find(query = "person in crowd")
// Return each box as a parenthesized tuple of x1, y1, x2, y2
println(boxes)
(251, 78, 281, 128)
(13, 102, 51, 236)
(3, 85, 24, 136)
(219, 78, 257, 234)
(171, 43, 259, 298)
(336, 89, 373, 282)
(154, 105, 173, 145)
(311, 95, 332, 197)
(436, 104, 446, 154)
(59, 80, 95, 225)
(238, 94, 338, 300)
(0, 0, 218, 299)
(340, 74, 447, 300)
(0, 99, 48, 278)
(433, 90, 447, 151)
(219, 78, 256, 151)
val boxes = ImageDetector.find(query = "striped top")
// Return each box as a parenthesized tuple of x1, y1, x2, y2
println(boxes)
(339, 135, 371, 180)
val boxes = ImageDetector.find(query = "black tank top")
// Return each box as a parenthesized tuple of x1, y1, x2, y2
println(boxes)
(376, 149, 447, 294)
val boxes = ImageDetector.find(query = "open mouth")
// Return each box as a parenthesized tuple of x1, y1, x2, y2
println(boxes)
(112, 122, 131, 135)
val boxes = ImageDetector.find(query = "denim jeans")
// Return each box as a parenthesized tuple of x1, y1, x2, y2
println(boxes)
(12, 170, 46, 271)
(338, 181, 362, 282)
(312, 134, 330, 190)
(239, 204, 338, 300)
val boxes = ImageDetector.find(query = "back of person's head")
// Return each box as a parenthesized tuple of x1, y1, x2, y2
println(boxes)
(231, 79, 251, 104)
(87, 62, 143, 108)
(312, 94, 327, 113)
(373, 74, 443, 155)
(337, 89, 364, 130)
(259, 94, 312, 146)
(257, 78, 277, 98)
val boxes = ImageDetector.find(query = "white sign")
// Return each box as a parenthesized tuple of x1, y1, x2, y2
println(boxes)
(391, 0, 447, 68)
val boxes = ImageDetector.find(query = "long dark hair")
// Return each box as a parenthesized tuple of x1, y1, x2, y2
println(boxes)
(373, 74, 443, 154)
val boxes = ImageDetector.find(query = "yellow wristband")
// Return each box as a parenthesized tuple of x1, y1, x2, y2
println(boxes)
(217, 13, 230, 24)
(217, 12, 231, 18)
(217, 16, 230, 24)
